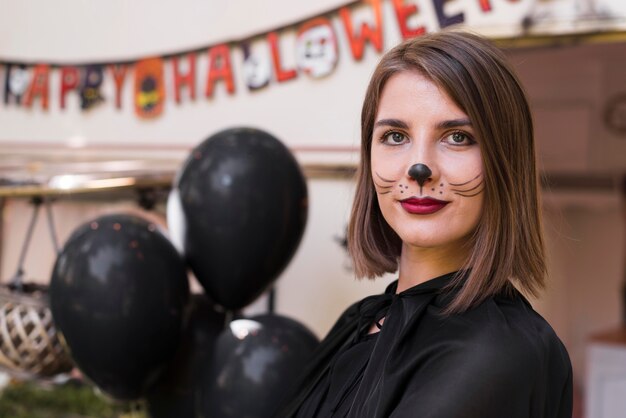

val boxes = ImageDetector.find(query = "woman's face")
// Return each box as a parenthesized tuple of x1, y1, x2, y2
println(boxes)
(371, 70, 484, 255)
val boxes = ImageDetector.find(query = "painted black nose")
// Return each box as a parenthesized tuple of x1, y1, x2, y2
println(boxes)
(408, 163, 432, 187)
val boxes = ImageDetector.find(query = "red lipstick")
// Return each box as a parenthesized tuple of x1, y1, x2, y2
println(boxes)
(400, 197, 448, 215)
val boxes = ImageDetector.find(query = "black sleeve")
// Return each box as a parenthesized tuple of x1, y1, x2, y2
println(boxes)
(390, 335, 572, 418)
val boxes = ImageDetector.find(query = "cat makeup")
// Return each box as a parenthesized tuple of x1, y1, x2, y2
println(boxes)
(370, 71, 484, 252)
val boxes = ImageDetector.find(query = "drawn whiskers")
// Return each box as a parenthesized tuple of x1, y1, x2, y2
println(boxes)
(374, 172, 396, 195)
(374, 183, 393, 194)
(450, 173, 484, 197)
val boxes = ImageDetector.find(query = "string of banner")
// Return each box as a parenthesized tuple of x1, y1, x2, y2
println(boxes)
(0, 0, 495, 119)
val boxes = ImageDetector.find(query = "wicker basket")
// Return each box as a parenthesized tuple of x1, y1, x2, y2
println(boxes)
(0, 284, 74, 378)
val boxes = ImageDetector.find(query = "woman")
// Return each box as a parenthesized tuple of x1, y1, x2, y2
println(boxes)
(277, 30, 572, 418)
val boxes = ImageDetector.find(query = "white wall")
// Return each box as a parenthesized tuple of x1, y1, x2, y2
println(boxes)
(0, 0, 355, 62)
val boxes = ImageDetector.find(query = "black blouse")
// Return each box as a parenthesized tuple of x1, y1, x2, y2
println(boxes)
(277, 271, 573, 418)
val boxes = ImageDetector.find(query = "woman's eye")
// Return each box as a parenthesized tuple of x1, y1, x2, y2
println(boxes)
(444, 131, 474, 146)
(382, 131, 407, 145)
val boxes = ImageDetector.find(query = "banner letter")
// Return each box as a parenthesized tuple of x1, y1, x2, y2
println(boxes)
(478, 0, 492, 12)
(267, 32, 297, 83)
(173, 53, 197, 103)
(339, 0, 383, 61)
(60, 67, 79, 109)
(205, 44, 235, 98)
(392, 0, 426, 40)
(433, 0, 464, 28)
(24, 64, 50, 110)
(110, 64, 128, 109)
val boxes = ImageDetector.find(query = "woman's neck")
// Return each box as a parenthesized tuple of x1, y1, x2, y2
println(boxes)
(396, 241, 470, 293)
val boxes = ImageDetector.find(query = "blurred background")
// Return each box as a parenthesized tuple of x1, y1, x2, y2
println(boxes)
(0, 0, 624, 417)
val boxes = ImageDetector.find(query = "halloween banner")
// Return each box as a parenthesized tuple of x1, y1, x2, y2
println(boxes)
(1, 0, 625, 119)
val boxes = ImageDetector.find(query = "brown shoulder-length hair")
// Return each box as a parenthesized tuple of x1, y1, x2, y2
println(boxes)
(348, 30, 546, 314)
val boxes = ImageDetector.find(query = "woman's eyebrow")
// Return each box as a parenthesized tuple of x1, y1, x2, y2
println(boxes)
(374, 118, 409, 129)
(374, 118, 471, 130)
(436, 118, 472, 129)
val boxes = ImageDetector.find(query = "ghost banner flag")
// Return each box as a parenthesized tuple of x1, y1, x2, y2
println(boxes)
(242, 41, 271, 91)
(4, 64, 30, 105)
(296, 18, 339, 79)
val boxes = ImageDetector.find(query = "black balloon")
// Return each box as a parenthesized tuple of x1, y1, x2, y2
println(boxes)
(146, 294, 225, 418)
(176, 127, 308, 310)
(50, 214, 190, 401)
(202, 314, 319, 418)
